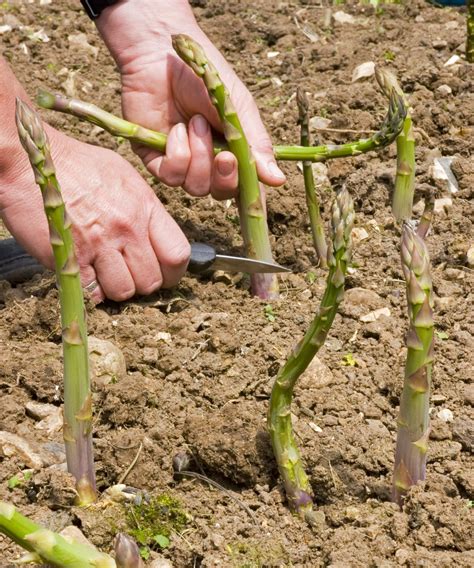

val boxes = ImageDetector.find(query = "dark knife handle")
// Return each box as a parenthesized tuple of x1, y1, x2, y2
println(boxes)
(188, 242, 217, 274)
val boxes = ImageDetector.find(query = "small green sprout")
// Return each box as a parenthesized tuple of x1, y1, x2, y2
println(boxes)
(383, 50, 396, 62)
(306, 271, 317, 284)
(264, 304, 277, 322)
(341, 353, 358, 367)
(7, 470, 33, 490)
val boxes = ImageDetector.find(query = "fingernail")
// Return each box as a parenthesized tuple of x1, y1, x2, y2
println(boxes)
(217, 158, 234, 177)
(268, 161, 285, 181)
(194, 115, 209, 137)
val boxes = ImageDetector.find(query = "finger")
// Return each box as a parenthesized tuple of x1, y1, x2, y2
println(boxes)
(149, 204, 190, 289)
(145, 123, 191, 186)
(122, 242, 163, 296)
(237, 95, 286, 187)
(210, 151, 238, 200)
(80, 265, 105, 304)
(93, 249, 136, 302)
(182, 115, 213, 197)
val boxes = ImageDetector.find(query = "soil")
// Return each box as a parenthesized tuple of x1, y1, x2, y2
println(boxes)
(0, 0, 473, 567)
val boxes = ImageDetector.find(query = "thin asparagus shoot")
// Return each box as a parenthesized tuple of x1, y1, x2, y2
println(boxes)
(15, 99, 96, 506)
(392, 223, 434, 506)
(0, 501, 115, 567)
(376, 68, 414, 222)
(297, 88, 328, 268)
(171, 34, 278, 299)
(37, 82, 406, 164)
(268, 188, 354, 521)
(114, 533, 144, 568)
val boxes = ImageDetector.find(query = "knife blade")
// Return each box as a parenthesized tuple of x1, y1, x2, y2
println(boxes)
(188, 242, 290, 275)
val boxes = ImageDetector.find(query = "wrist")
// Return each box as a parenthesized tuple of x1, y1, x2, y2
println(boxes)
(94, 0, 199, 68)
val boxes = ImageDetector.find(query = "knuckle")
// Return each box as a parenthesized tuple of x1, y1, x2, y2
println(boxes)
(163, 240, 191, 269)
(137, 278, 163, 296)
(109, 287, 136, 302)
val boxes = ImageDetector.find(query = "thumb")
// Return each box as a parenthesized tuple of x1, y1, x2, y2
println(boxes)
(234, 92, 286, 187)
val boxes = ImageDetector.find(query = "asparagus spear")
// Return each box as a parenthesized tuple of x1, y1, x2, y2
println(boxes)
(114, 533, 144, 568)
(392, 223, 434, 506)
(171, 34, 278, 299)
(468, 0, 474, 63)
(15, 99, 96, 506)
(37, 85, 406, 164)
(0, 501, 115, 567)
(297, 88, 328, 268)
(268, 187, 354, 521)
(375, 68, 414, 222)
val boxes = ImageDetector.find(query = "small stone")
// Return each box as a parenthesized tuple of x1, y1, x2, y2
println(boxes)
(88, 336, 126, 386)
(25, 402, 62, 434)
(142, 347, 158, 365)
(444, 268, 464, 281)
(68, 33, 99, 58)
(360, 307, 391, 323)
(0, 431, 44, 469)
(452, 418, 474, 452)
(352, 61, 375, 83)
(432, 40, 447, 50)
(211, 533, 225, 549)
(299, 356, 334, 389)
(344, 506, 360, 520)
(434, 197, 452, 214)
(0, 25, 12, 34)
(444, 54, 461, 66)
(437, 408, 454, 423)
(60, 526, 97, 549)
(463, 384, 474, 406)
(436, 84, 452, 96)
(333, 11, 355, 24)
(149, 557, 173, 568)
(351, 227, 369, 243)
(395, 548, 411, 565)
(466, 245, 474, 268)
(340, 288, 384, 319)
(309, 116, 331, 130)
(432, 394, 447, 405)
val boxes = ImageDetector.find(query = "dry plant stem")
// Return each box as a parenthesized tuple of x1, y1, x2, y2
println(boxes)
(468, 0, 474, 63)
(0, 501, 115, 567)
(268, 188, 354, 521)
(15, 100, 96, 506)
(297, 88, 328, 268)
(416, 195, 435, 240)
(171, 34, 278, 299)
(37, 87, 406, 164)
(375, 67, 414, 221)
(392, 224, 434, 506)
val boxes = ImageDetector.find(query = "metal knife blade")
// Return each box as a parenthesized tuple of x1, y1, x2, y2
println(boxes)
(188, 242, 290, 274)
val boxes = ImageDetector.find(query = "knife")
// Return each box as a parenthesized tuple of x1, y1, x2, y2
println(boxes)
(0, 239, 290, 284)
(188, 242, 290, 274)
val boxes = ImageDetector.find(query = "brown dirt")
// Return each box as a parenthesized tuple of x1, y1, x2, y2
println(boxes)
(1, 0, 473, 566)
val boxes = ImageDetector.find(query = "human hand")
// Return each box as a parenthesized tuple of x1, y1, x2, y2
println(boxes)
(0, 58, 190, 303)
(95, 0, 286, 200)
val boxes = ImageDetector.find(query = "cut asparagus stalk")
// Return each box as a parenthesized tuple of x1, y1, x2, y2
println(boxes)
(392, 223, 434, 506)
(375, 68, 414, 221)
(15, 99, 96, 506)
(297, 88, 328, 268)
(268, 187, 354, 521)
(37, 82, 406, 164)
(172, 34, 278, 299)
(0, 501, 115, 567)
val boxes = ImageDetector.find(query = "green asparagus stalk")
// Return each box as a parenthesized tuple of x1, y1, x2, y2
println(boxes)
(172, 34, 278, 299)
(296, 88, 328, 268)
(375, 68, 414, 222)
(392, 223, 434, 506)
(268, 187, 354, 521)
(15, 99, 96, 506)
(36, 84, 406, 164)
(0, 501, 115, 567)
(468, 0, 474, 63)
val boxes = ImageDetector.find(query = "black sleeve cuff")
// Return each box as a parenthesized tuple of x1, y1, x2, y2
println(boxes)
(81, 0, 119, 20)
